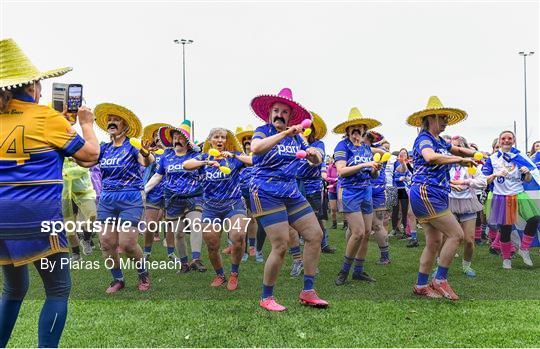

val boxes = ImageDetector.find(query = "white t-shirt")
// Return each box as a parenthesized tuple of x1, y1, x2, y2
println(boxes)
(483, 153, 524, 195)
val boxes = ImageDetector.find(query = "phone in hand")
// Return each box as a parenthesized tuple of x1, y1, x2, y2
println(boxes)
(67, 84, 83, 113)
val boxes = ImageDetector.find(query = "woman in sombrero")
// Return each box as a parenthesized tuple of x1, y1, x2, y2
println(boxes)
(407, 96, 477, 300)
(235, 125, 261, 262)
(142, 122, 171, 261)
(249, 88, 328, 311)
(183, 128, 252, 290)
(80, 102, 155, 294)
(0, 38, 99, 347)
(482, 130, 540, 269)
(333, 107, 383, 286)
(145, 121, 207, 273)
(289, 111, 335, 277)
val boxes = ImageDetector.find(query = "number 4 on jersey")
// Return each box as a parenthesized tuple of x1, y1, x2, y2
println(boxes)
(0, 125, 30, 165)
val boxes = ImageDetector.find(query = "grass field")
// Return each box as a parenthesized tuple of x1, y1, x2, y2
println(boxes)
(5, 226, 540, 347)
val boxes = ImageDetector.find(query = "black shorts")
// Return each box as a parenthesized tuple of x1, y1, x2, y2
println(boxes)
(306, 191, 327, 221)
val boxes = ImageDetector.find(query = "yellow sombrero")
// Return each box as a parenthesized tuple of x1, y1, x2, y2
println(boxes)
(310, 111, 327, 140)
(143, 123, 172, 142)
(202, 128, 243, 154)
(406, 96, 467, 127)
(94, 103, 142, 139)
(0, 38, 72, 90)
(235, 125, 255, 143)
(333, 107, 381, 134)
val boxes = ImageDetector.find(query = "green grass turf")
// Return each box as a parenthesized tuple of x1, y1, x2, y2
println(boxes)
(4, 226, 540, 347)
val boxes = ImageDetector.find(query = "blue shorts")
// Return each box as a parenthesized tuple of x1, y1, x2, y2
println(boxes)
(328, 191, 337, 200)
(410, 184, 450, 223)
(202, 198, 246, 223)
(146, 193, 165, 210)
(0, 233, 68, 267)
(372, 187, 387, 211)
(338, 186, 373, 214)
(165, 195, 202, 220)
(250, 187, 313, 228)
(97, 190, 145, 224)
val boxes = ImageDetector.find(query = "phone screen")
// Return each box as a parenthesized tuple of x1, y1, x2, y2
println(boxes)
(67, 85, 83, 112)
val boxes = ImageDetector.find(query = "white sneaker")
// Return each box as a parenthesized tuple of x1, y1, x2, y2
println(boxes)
(241, 253, 248, 262)
(70, 253, 81, 262)
(80, 239, 93, 255)
(518, 249, 533, 266)
(502, 259, 512, 269)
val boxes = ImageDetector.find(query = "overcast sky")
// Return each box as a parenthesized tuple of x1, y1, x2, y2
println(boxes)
(2, 1, 538, 154)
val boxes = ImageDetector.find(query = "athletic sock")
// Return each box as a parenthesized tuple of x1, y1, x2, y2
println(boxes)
(143, 246, 152, 254)
(71, 246, 80, 255)
(491, 232, 501, 250)
(180, 256, 189, 265)
(303, 274, 315, 291)
(435, 266, 449, 281)
(411, 230, 417, 240)
(289, 246, 302, 260)
(248, 238, 256, 247)
(192, 251, 201, 260)
(416, 272, 429, 287)
(215, 267, 225, 276)
(321, 227, 329, 248)
(231, 264, 239, 274)
(353, 258, 364, 274)
(167, 246, 175, 256)
(474, 226, 482, 242)
(488, 228, 497, 242)
(379, 245, 389, 260)
(341, 256, 354, 273)
(110, 268, 124, 281)
(521, 235, 534, 251)
(262, 284, 274, 299)
(137, 259, 147, 275)
(38, 298, 68, 348)
(462, 260, 471, 268)
(500, 241, 513, 260)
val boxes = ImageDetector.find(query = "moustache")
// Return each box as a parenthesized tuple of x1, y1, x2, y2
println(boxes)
(273, 117, 286, 124)
(174, 141, 185, 147)
(107, 123, 118, 130)
(351, 129, 362, 136)
(243, 142, 251, 147)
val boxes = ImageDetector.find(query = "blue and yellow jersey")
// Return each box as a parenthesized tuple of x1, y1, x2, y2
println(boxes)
(297, 139, 325, 195)
(196, 152, 244, 207)
(0, 99, 85, 238)
(239, 166, 253, 193)
(334, 138, 373, 189)
(411, 130, 452, 192)
(157, 149, 203, 197)
(99, 138, 143, 191)
(250, 124, 308, 197)
(144, 154, 164, 200)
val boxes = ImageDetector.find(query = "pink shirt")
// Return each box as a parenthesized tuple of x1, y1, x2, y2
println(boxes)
(325, 163, 338, 193)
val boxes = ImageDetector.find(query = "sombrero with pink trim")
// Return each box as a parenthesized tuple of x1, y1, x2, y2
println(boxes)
(158, 119, 195, 149)
(250, 87, 311, 126)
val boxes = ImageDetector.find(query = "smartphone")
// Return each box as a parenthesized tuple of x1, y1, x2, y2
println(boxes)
(67, 84, 83, 113)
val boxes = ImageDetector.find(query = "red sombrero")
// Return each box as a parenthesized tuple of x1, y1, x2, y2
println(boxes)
(250, 87, 311, 126)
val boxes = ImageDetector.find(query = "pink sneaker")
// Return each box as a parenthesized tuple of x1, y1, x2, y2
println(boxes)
(259, 296, 287, 312)
(105, 280, 125, 294)
(299, 290, 329, 308)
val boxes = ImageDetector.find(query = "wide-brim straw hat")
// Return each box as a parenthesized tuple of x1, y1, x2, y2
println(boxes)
(367, 130, 386, 145)
(333, 107, 382, 134)
(250, 87, 311, 126)
(406, 96, 467, 127)
(1, 38, 72, 90)
(143, 123, 172, 142)
(235, 124, 255, 143)
(310, 111, 327, 140)
(94, 103, 142, 139)
(158, 119, 194, 149)
(202, 128, 243, 154)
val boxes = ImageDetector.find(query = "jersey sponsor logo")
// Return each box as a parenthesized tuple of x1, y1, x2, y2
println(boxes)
(276, 144, 299, 156)
(167, 163, 184, 172)
(100, 157, 122, 166)
(351, 155, 372, 164)
(206, 170, 227, 180)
